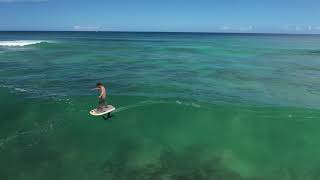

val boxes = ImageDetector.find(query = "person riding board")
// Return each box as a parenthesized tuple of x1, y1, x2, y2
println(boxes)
(94, 82, 107, 112)
(90, 81, 115, 119)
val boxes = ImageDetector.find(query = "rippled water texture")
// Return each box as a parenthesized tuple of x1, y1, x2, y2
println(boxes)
(1, 32, 320, 180)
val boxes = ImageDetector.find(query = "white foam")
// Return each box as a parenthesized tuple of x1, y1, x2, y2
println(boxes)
(0, 84, 12, 88)
(0, 84, 28, 93)
(0, 40, 47, 47)
(14, 88, 27, 92)
(191, 102, 201, 108)
(176, 100, 182, 104)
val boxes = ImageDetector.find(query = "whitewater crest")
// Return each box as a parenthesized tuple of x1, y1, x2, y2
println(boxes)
(0, 40, 49, 47)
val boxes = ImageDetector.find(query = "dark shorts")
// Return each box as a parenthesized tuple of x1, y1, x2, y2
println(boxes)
(98, 98, 107, 109)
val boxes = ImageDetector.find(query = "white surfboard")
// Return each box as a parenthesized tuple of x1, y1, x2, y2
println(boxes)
(90, 105, 115, 116)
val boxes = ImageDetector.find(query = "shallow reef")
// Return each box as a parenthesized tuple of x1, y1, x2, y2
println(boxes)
(99, 142, 261, 180)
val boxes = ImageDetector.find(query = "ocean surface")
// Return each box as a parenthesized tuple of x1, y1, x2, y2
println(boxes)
(1, 31, 320, 180)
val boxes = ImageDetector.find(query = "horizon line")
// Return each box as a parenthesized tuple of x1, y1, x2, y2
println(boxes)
(0, 30, 320, 36)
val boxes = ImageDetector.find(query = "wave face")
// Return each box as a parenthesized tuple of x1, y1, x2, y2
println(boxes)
(0, 40, 47, 47)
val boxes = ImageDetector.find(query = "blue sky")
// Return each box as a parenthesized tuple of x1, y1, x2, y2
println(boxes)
(0, 0, 319, 33)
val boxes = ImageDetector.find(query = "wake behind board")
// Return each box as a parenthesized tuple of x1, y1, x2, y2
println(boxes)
(90, 105, 115, 116)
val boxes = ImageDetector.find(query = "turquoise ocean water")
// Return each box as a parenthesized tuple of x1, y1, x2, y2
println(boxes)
(1, 32, 320, 180)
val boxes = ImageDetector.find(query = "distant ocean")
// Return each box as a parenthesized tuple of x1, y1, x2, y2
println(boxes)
(1, 31, 320, 180)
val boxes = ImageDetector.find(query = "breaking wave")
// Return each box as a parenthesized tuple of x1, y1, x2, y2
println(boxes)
(0, 40, 49, 47)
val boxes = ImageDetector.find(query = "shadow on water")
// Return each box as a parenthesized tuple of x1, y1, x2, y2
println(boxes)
(102, 113, 112, 120)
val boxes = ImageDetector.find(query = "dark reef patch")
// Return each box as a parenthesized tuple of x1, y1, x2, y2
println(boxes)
(99, 142, 260, 180)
